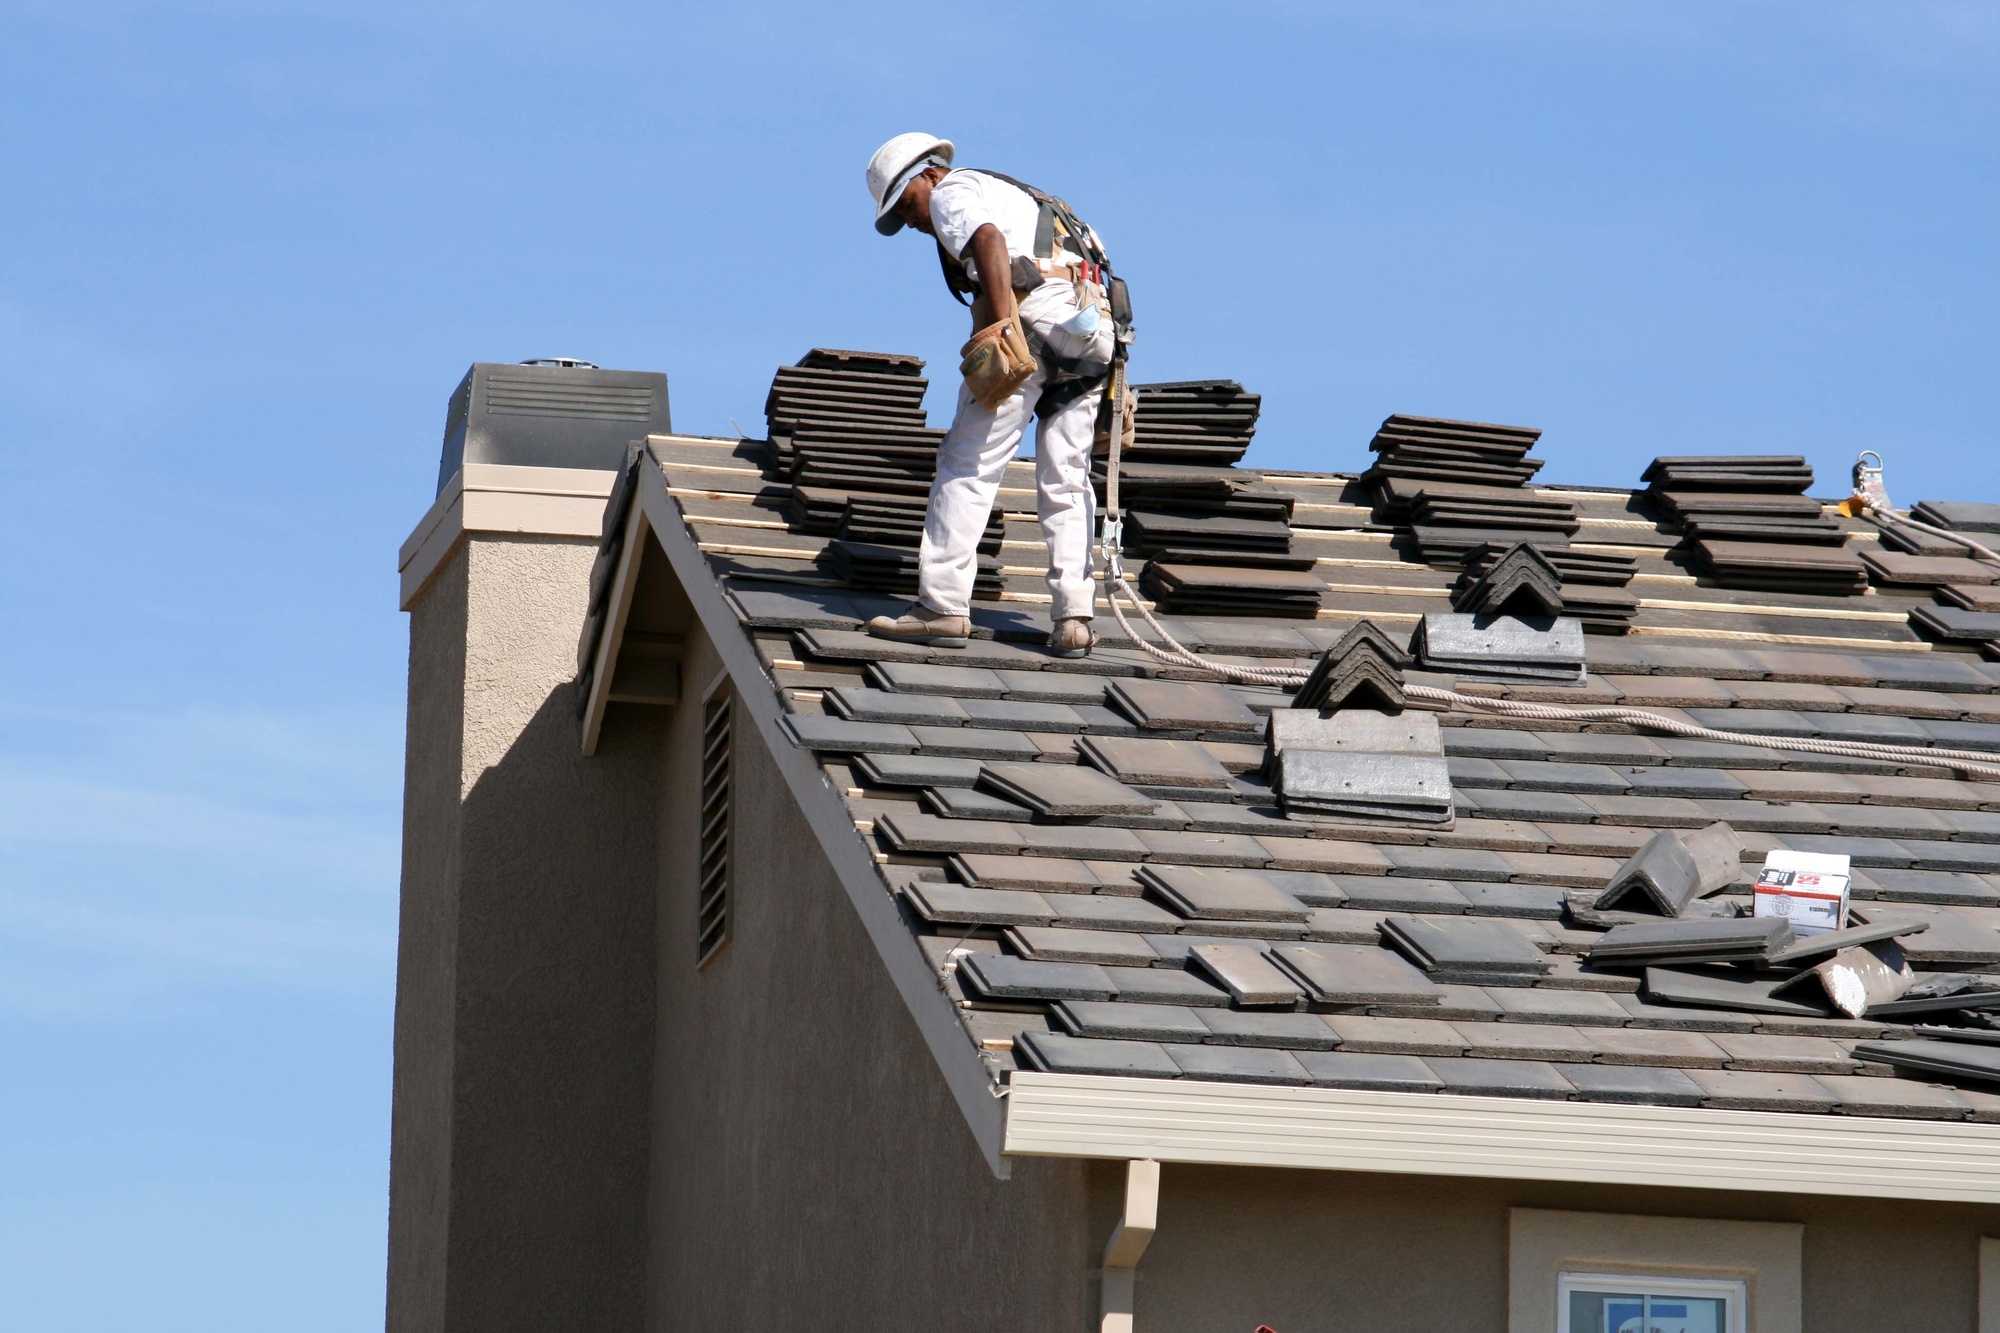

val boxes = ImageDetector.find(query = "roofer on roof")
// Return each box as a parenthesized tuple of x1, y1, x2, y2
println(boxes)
(862, 132, 1126, 659)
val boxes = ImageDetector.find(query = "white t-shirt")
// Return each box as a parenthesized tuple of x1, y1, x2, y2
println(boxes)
(928, 170, 1102, 291)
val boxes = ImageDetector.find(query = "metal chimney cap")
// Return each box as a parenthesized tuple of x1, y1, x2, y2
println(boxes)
(518, 357, 600, 369)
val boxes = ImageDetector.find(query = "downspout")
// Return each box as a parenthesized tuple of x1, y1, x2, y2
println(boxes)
(1098, 1159, 1161, 1333)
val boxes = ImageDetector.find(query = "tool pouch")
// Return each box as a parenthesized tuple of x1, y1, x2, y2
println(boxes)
(1108, 276, 1133, 331)
(1092, 378, 1137, 455)
(960, 307, 1037, 410)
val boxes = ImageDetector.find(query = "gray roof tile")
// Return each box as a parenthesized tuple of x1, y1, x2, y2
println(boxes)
(958, 697, 1087, 732)
(1297, 1050, 1445, 1092)
(878, 812, 1023, 855)
(1139, 864, 1310, 922)
(1456, 882, 1568, 918)
(1161, 1043, 1314, 1085)
(924, 786, 1032, 822)
(866, 660, 1008, 697)
(1014, 824, 1152, 861)
(1186, 943, 1305, 1007)
(1045, 894, 1185, 933)
(1384, 845, 1515, 882)
(908, 725, 1042, 760)
(854, 753, 984, 788)
(1625, 766, 1749, 800)
(1322, 1014, 1466, 1055)
(1055, 1000, 1207, 1041)
(950, 853, 1098, 892)
(905, 882, 1053, 927)
(1817, 1074, 1971, 1119)
(1331, 876, 1470, 913)
(1271, 943, 1445, 1006)
(1554, 1062, 1705, 1106)
(1709, 1032, 1860, 1074)
(1584, 1027, 1728, 1067)
(994, 668, 1106, 703)
(1453, 1022, 1597, 1062)
(1498, 760, 1632, 794)
(1196, 1008, 1344, 1050)
(1427, 1057, 1574, 1098)
(959, 955, 1117, 1002)
(1462, 788, 1597, 824)
(1684, 1068, 1837, 1112)
(783, 714, 920, 753)
(1015, 1032, 1180, 1078)
(1136, 829, 1273, 867)
(1007, 927, 1158, 966)
(1487, 988, 1630, 1027)
(1106, 678, 1263, 733)
(1103, 965, 1231, 1007)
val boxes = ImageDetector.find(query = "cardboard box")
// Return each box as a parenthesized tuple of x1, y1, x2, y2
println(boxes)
(1752, 849, 1851, 936)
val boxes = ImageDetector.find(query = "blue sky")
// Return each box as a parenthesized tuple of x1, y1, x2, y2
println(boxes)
(0, 2, 1993, 1327)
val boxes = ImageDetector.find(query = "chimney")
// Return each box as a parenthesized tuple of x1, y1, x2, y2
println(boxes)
(387, 362, 667, 1333)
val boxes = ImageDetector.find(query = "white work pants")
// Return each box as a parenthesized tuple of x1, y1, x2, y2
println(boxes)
(918, 283, 1114, 622)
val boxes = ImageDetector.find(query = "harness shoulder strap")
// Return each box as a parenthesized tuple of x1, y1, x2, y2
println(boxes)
(935, 240, 977, 307)
(961, 170, 1110, 272)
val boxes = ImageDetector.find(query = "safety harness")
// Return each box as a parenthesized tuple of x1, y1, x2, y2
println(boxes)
(932, 169, 1133, 409)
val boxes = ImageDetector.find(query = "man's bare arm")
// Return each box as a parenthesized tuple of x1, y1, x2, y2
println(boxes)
(965, 223, 1014, 331)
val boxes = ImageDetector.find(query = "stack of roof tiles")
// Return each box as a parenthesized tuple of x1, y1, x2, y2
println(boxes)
(1363, 414, 1544, 487)
(1085, 379, 1327, 618)
(1643, 455, 1867, 595)
(1118, 379, 1259, 466)
(764, 348, 945, 494)
(648, 415, 2000, 1117)
(1269, 708, 1454, 830)
(1361, 415, 1581, 565)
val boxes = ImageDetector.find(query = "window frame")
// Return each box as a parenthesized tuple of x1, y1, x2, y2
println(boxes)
(1556, 1270, 1747, 1333)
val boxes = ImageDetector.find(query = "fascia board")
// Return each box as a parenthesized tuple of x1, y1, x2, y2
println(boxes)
(578, 496, 650, 758)
(631, 457, 1013, 1178)
(1003, 1072, 2000, 1204)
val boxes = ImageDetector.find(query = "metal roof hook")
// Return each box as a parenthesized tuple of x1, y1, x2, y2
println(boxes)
(1852, 449, 1892, 512)
(1840, 449, 1893, 518)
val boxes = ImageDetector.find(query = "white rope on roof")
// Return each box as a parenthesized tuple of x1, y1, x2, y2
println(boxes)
(1099, 565, 2000, 783)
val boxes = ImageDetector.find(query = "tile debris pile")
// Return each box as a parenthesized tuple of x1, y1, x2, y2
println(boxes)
(637, 369, 2000, 1123)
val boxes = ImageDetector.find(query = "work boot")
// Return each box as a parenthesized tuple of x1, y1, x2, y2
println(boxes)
(1048, 616, 1099, 659)
(867, 604, 971, 649)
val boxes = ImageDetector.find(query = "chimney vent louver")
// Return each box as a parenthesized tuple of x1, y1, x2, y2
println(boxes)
(436, 360, 670, 494)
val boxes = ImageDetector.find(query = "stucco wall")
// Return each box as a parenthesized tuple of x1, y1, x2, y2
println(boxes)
(1123, 1163, 2000, 1333)
(388, 533, 662, 1333)
(646, 621, 1097, 1333)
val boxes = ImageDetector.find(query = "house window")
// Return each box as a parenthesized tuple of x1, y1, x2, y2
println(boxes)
(696, 687, 732, 967)
(1511, 1210, 1798, 1333)
(1558, 1273, 1745, 1333)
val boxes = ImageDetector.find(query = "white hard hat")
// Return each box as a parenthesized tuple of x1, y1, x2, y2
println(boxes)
(866, 132, 954, 235)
